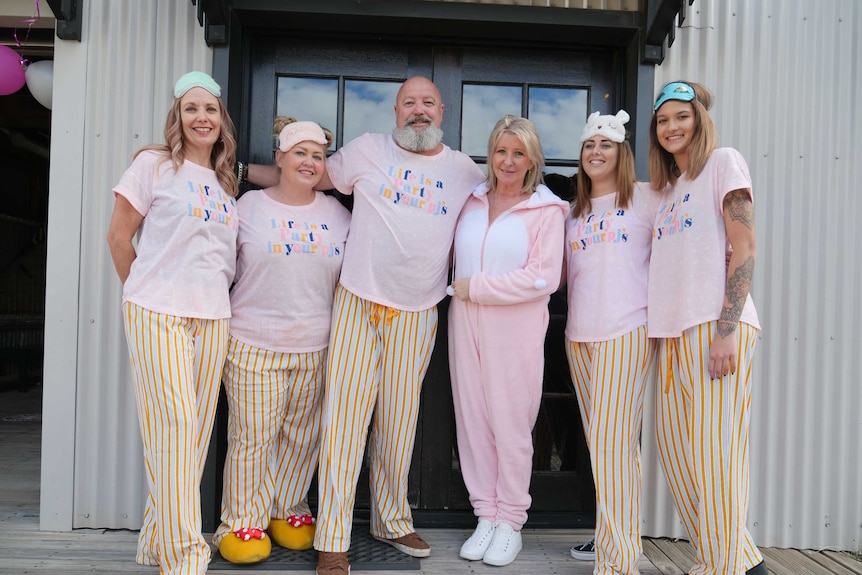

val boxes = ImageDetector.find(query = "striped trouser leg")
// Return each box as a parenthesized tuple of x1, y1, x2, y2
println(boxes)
(314, 286, 384, 553)
(654, 322, 762, 575)
(314, 285, 437, 552)
(367, 300, 437, 539)
(122, 302, 228, 575)
(567, 326, 654, 575)
(214, 338, 326, 545)
(269, 348, 326, 519)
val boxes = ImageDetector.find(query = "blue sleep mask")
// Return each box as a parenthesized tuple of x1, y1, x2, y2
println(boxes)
(653, 82, 696, 112)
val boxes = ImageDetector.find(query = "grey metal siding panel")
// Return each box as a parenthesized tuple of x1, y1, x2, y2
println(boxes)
(58, 0, 213, 529)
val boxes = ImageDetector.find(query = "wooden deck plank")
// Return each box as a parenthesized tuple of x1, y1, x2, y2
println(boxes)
(0, 526, 607, 575)
(760, 547, 813, 575)
(649, 537, 695, 572)
(823, 551, 862, 575)
(0, 527, 664, 575)
(761, 547, 841, 575)
(802, 550, 862, 575)
(642, 538, 686, 575)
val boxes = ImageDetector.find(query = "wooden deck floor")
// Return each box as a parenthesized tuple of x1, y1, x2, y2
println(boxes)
(2, 385, 860, 575)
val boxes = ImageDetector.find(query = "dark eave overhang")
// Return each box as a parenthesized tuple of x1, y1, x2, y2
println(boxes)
(196, 0, 641, 50)
(194, 0, 688, 64)
(45, 0, 81, 41)
(644, 0, 695, 63)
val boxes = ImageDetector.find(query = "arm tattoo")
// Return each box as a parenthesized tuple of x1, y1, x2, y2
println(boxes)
(716, 320, 737, 338)
(724, 189, 754, 229)
(717, 255, 755, 337)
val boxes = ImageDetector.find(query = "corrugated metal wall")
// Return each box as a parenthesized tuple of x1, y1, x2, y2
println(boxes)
(640, 0, 862, 552)
(42, 0, 213, 529)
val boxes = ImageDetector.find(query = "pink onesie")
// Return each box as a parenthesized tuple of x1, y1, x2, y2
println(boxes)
(447, 182, 568, 529)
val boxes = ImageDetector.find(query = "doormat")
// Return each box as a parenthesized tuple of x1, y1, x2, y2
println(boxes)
(209, 528, 420, 571)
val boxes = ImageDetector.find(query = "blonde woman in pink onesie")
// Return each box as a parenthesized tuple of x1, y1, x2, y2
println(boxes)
(649, 81, 765, 575)
(107, 71, 238, 574)
(213, 118, 350, 565)
(564, 110, 661, 575)
(447, 115, 568, 567)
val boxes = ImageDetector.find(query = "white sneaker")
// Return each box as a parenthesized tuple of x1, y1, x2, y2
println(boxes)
(482, 522, 522, 566)
(570, 537, 596, 561)
(459, 519, 496, 561)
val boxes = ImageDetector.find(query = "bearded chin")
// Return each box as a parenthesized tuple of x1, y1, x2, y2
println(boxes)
(392, 124, 444, 152)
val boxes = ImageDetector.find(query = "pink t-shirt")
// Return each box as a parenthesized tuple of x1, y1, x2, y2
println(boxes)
(325, 133, 485, 311)
(113, 150, 238, 319)
(565, 182, 662, 342)
(228, 190, 351, 353)
(648, 147, 760, 338)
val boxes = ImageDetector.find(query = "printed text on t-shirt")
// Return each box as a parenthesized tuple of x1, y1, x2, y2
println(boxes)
(267, 219, 342, 257)
(569, 209, 629, 251)
(653, 194, 692, 240)
(377, 166, 448, 215)
(186, 180, 238, 229)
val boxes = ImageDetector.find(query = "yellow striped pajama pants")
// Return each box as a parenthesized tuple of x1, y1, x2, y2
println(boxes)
(314, 284, 438, 552)
(213, 338, 326, 545)
(122, 302, 229, 575)
(655, 321, 762, 575)
(566, 325, 655, 575)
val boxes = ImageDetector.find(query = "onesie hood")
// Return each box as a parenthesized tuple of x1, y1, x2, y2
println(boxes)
(473, 182, 570, 213)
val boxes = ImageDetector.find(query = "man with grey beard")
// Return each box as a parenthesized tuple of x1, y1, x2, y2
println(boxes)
(246, 76, 484, 575)
(391, 111, 444, 152)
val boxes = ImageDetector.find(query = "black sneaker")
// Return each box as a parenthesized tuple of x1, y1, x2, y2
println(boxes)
(570, 537, 595, 560)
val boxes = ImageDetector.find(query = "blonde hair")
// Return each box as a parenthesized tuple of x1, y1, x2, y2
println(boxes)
(273, 115, 334, 148)
(649, 81, 718, 190)
(136, 95, 238, 197)
(486, 115, 545, 194)
(573, 140, 636, 219)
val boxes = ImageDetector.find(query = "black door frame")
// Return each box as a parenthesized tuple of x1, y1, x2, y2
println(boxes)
(203, 1, 659, 530)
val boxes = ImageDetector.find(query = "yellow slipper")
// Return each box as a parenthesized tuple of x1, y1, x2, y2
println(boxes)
(218, 527, 272, 564)
(268, 514, 316, 550)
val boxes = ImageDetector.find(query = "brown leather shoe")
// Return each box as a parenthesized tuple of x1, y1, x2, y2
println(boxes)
(372, 532, 431, 558)
(316, 551, 350, 575)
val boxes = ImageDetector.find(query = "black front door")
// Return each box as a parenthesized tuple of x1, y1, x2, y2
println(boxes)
(244, 33, 621, 526)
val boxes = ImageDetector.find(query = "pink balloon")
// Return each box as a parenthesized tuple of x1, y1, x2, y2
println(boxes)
(0, 45, 26, 96)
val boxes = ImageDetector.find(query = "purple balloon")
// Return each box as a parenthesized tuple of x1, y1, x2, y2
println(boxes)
(0, 45, 26, 96)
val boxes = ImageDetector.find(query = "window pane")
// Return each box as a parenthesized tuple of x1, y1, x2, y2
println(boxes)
(276, 77, 338, 149)
(461, 84, 521, 157)
(344, 80, 401, 144)
(528, 86, 587, 161)
(473, 162, 489, 180)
